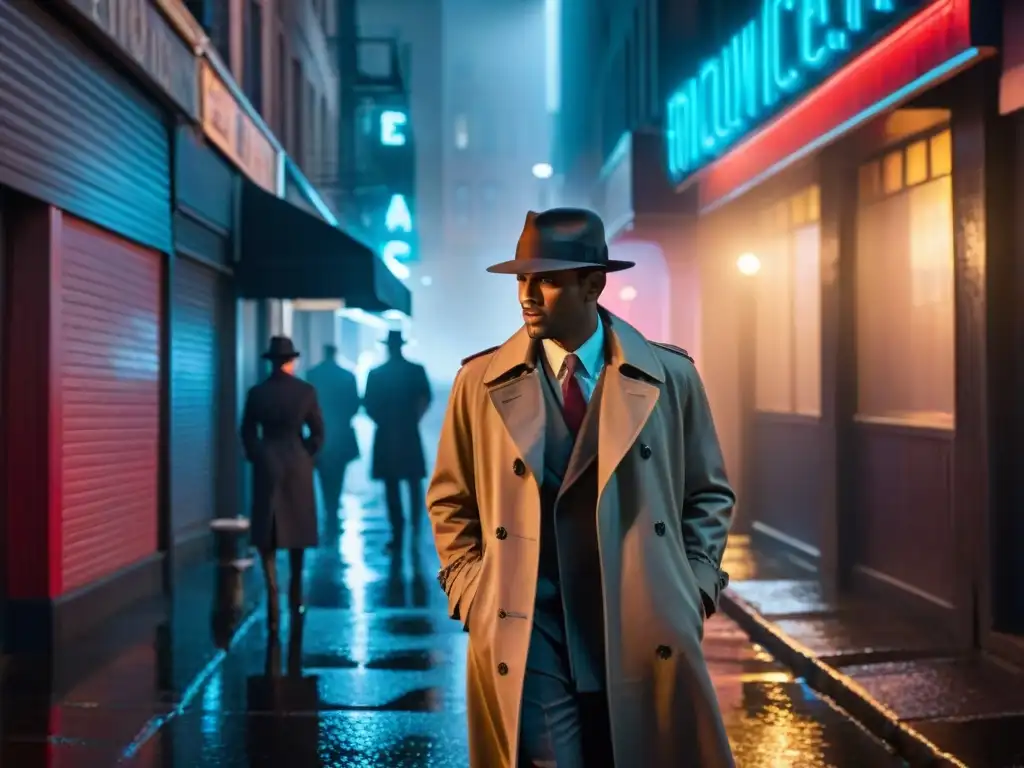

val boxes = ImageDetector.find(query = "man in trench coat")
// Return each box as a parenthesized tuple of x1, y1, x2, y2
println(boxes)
(364, 330, 433, 549)
(427, 208, 736, 767)
(305, 344, 361, 534)
(241, 336, 325, 633)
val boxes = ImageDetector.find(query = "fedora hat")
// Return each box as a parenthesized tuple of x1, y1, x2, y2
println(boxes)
(486, 208, 634, 275)
(262, 336, 300, 361)
(379, 329, 407, 347)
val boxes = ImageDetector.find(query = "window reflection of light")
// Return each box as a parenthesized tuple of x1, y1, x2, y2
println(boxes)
(339, 493, 370, 669)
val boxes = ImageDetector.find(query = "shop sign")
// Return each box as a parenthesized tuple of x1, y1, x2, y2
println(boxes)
(200, 62, 278, 193)
(64, 0, 199, 119)
(666, 0, 932, 181)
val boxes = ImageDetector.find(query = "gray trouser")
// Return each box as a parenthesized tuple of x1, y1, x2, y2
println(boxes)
(518, 670, 614, 768)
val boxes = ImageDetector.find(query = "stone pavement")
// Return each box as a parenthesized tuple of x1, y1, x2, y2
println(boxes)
(1, 492, 908, 767)
(721, 537, 1024, 767)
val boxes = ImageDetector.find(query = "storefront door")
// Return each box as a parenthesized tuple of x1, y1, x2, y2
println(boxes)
(848, 125, 959, 625)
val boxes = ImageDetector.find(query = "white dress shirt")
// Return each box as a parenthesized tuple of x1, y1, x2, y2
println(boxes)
(541, 321, 606, 404)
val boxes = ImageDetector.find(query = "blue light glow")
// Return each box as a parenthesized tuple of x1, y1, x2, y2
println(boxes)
(701, 46, 982, 212)
(667, 0, 916, 179)
(380, 111, 408, 146)
(385, 194, 413, 233)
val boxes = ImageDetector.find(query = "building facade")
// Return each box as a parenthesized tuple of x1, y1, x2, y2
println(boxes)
(555, 0, 1024, 656)
(0, 0, 408, 655)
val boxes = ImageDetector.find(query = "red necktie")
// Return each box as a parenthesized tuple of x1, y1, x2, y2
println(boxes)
(561, 354, 587, 437)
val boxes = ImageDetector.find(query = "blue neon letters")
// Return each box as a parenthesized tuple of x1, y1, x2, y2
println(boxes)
(667, 0, 908, 179)
(380, 110, 408, 146)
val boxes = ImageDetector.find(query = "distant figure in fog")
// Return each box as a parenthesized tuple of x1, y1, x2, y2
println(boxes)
(363, 330, 433, 550)
(240, 336, 324, 634)
(305, 344, 361, 534)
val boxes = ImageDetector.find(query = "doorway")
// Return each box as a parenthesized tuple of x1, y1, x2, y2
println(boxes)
(847, 126, 959, 626)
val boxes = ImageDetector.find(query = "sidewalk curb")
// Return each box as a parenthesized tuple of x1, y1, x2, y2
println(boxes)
(118, 606, 262, 762)
(719, 588, 968, 768)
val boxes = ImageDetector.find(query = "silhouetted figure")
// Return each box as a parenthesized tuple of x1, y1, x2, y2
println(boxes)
(363, 330, 433, 550)
(305, 343, 360, 535)
(241, 336, 324, 634)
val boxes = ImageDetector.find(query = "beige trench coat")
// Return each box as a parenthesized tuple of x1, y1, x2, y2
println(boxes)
(427, 312, 735, 767)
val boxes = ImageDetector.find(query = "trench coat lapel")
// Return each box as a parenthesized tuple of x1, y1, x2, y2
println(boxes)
(597, 314, 665, 499)
(484, 327, 545, 485)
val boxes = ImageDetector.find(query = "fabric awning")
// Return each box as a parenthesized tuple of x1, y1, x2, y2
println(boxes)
(235, 180, 411, 315)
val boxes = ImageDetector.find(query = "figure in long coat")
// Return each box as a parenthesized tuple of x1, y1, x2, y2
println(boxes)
(427, 208, 736, 767)
(363, 331, 433, 549)
(241, 336, 325, 633)
(305, 344, 361, 534)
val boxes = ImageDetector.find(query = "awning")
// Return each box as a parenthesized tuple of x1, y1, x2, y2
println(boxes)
(235, 180, 411, 315)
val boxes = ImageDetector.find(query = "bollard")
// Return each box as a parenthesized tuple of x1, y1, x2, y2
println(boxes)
(210, 516, 254, 650)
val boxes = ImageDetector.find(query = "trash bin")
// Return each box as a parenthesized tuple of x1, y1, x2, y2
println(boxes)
(210, 516, 254, 650)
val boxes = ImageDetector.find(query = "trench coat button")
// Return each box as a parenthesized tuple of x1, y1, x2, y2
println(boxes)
(639, 443, 652, 459)
(654, 521, 666, 536)
(498, 609, 507, 619)
(512, 458, 526, 476)
(495, 526, 508, 540)
(497, 662, 509, 675)
(656, 645, 672, 660)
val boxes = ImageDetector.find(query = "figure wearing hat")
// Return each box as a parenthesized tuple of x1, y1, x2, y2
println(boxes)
(305, 344, 361, 534)
(240, 336, 325, 633)
(363, 330, 433, 550)
(426, 208, 736, 767)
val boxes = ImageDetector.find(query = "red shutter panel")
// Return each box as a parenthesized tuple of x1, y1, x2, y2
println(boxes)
(59, 216, 161, 593)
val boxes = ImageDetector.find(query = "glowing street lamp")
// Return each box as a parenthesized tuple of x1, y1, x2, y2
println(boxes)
(736, 252, 761, 276)
(532, 162, 554, 179)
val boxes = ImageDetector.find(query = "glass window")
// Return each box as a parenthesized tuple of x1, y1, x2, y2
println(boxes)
(855, 171, 954, 428)
(882, 150, 903, 195)
(906, 139, 928, 186)
(793, 225, 822, 415)
(754, 186, 822, 416)
(754, 233, 793, 413)
(930, 129, 953, 177)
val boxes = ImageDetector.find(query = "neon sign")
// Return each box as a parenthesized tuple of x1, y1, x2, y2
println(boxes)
(380, 110, 408, 146)
(385, 194, 412, 233)
(666, 0, 928, 180)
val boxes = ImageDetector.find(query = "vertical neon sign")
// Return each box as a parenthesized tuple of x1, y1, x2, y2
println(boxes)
(380, 111, 408, 146)
(667, 0, 911, 179)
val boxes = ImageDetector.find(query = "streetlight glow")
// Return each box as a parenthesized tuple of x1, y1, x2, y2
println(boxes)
(737, 252, 761, 276)
(532, 162, 554, 179)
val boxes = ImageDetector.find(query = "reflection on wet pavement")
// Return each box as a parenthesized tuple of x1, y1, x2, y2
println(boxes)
(2, 491, 906, 767)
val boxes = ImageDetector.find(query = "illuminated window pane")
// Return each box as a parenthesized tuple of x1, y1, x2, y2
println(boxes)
(930, 129, 952, 177)
(855, 176, 954, 427)
(807, 185, 821, 223)
(859, 161, 880, 202)
(882, 150, 903, 195)
(792, 224, 821, 416)
(754, 235, 793, 413)
(906, 140, 928, 186)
